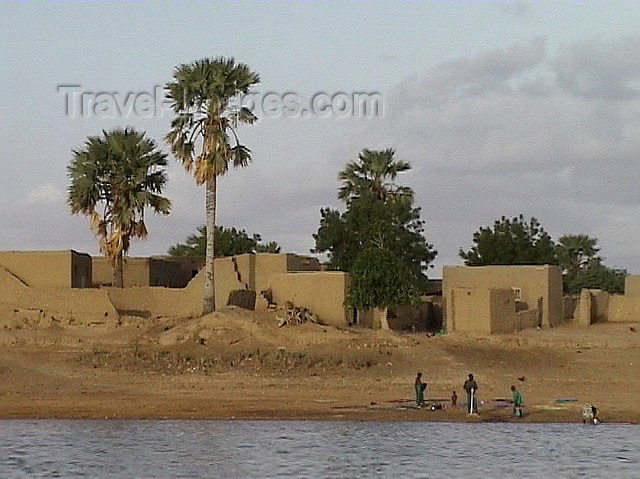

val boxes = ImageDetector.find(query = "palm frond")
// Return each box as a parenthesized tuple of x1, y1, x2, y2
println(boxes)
(164, 56, 260, 183)
(67, 128, 171, 262)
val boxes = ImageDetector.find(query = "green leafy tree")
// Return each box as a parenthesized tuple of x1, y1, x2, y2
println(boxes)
(314, 149, 437, 310)
(315, 193, 435, 289)
(67, 128, 171, 287)
(168, 226, 281, 256)
(459, 215, 557, 266)
(347, 247, 419, 311)
(313, 208, 350, 269)
(566, 264, 626, 295)
(165, 57, 260, 313)
(256, 241, 281, 254)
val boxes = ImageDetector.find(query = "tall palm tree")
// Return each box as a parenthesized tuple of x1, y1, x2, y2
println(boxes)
(338, 148, 413, 203)
(556, 234, 601, 282)
(337, 148, 421, 328)
(67, 128, 171, 288)
(165, 57, 259, 314)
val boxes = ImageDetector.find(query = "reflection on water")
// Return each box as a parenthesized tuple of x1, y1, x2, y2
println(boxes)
(1, 420, 638, 478)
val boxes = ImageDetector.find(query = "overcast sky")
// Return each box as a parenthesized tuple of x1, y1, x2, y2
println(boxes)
(2, 1, 639, 277)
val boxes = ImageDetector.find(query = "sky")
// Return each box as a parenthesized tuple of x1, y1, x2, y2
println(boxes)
(1, 1, 640, 277)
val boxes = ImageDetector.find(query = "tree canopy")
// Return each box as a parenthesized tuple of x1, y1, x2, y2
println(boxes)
(566, 264, 626, 295)
(554, 234, 625, 294)
(460, 217, 627, 294)
(313, 148, 437, 309)
(555, 234, 601, 288)
(168, 226, 281, 257)
(459, 215, 557, 266)
(346, 247, 420, 310)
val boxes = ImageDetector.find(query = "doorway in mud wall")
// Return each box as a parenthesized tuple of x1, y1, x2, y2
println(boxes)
(537, 297, 543, 328)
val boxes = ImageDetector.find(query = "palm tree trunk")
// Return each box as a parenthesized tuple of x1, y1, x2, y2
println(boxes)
(203, 176, 217, 314)
(113, 251, 124, 288)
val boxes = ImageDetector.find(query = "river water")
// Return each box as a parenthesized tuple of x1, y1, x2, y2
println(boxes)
(1, 420, 638, 478)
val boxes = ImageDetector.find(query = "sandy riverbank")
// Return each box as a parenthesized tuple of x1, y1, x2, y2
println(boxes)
(1, 307, 638, 424)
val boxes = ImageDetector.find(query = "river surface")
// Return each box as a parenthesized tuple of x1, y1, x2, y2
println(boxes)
(1, 420, 638, 478)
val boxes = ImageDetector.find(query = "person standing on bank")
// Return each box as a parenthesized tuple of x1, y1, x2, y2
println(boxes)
(415, 372, 426, 408)
(463, 373, 478, 414)
(511, 385, 524, 417)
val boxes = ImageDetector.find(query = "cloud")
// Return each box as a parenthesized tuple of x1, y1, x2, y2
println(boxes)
(499, 2, 532, 19)
(3, 35, 640, 277)
(391, 38, 548, 109)
(347, 36, 640, 274)
(26, 183, 65, 205)
(553, 36, 640, 101)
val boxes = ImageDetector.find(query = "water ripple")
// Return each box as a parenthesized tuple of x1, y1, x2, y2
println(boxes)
(0, 420, 639, 478)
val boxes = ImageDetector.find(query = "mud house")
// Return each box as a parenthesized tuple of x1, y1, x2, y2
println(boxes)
(92, 256, 205, 288)
(0, 250, 92, 288)
(105, 253, 347, 324)
(12, 250, 619, 334)
(575, 275, 640, 325)
(0, 250, 115, 324)
(443, 265, 564, 334)
(0, 250, 350, 327)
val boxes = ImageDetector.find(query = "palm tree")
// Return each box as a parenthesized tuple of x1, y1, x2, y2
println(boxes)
(337, 148, 420, 328)
(67, 128, 171, 287)
(338, 148, 413, 203)
(556, 234, 601, 284)
(165, 57, 260, 314)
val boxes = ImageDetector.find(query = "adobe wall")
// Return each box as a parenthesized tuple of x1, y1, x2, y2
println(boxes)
(0, 250, 75, 288)
(443, 265, 562, 331)
(608, 295, 640, 322)
(591, 290, 609, 323)
(515, 309, 539, 331)
(450, 287, 492, 334)
(255, 254, 288, 294)
(0, 267, 29, 305)
(232, 254, 255, 290)
(577, 289, 610, 325)
(13, 288, 119, 324)
(93, 257, 151, 288)
(268, 272, 349, 327)
(448, 285, 541, 334)
(626, 275, 640, 297)
(212, 257, 248, 307)
(575, 276, 640, 324)
(107, 282, 202, 318)
(489, 289, 518, 334)
(547, 265, 564, 327)
(104, 254, 301, 318)
(576, 289, 591, 325)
